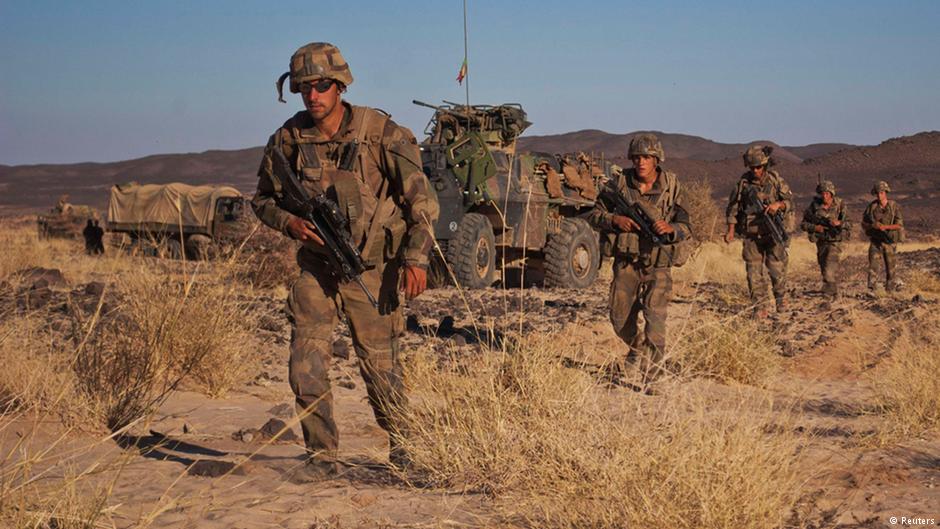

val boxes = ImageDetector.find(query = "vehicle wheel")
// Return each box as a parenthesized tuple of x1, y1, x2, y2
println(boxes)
(446, 213, 497, 289)
(543, 218, 600, 289)
(164, 238, 183, 260)
(186, 234, 212, 260)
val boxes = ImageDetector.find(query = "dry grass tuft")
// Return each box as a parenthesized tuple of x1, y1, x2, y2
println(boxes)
(869, 311, 940, 441)
(682, 178, 723, 243)
(72, 268, 256, 430)
(905, 269, 940, 297)
(398, 332, 802, 528)
(671, 310, 781, 385)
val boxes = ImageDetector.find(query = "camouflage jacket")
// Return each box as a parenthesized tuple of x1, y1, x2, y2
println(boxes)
(252, 102, 439, 268)
(725, 169, 794, 236)
(801, 197, 850, 243)
(862, 199, 904, 244)
(588, 167, 692, 268)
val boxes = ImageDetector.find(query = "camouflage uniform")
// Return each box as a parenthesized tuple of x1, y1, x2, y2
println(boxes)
(588, 135, 691, 379)
(800, 182, 849, 297)
(726, 166, 793, 310)
(862, 182, 903, 291)
(253, 43, 439, 464)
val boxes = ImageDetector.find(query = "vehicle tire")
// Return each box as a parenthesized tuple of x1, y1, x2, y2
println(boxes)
(186, 234, 212, 260)
(543, 217, 600, 289)
(165, 238, 183, 260)
(446, 213, 497, 289)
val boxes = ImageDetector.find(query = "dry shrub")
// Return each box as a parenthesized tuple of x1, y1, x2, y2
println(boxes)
(0, 221, 55, 281)
(682, 177, 723, 243)
(0, 314, 81, 421)
(228, 217, 299, 289)
(673, 241, 745, 286)
(399, 332, 801, 528)
(870, 311, 940, 440)
(671, 310, 780, 385)
(905, 268, 940, 296)
(73, 268, 256, 431)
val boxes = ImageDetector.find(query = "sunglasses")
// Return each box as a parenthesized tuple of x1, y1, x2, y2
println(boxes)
(298, 79, 335, 94)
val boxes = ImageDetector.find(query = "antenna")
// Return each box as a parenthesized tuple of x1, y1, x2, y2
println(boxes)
(462, 0, 471, 130)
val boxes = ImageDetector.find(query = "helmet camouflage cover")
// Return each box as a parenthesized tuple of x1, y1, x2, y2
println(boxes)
(871, 180, 891, 195)
(628, 133, 665, 162)
(816, 180, 836, 195)
(743, 145, 773, 167)
(276, 42, 353, 102)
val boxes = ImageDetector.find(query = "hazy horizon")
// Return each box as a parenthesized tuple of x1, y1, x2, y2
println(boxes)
(2, 0, 939, 165)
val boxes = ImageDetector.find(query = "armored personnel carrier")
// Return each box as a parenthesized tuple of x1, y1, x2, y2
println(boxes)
(415, 100, 618, 289)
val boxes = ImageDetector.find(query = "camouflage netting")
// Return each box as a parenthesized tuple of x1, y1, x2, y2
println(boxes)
(108, 183, 242, 234)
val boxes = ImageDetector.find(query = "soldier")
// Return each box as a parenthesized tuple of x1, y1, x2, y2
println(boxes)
(724, 145, 793, 316)
(54, 194, 73, 215)
(91, 220, 105, 254)
(862, 180, 904, 294)
(800, 180, 850, 298)
(252, 42, 439, 481)
(82, 219, 96, 254)
(588, 134, 692, 385)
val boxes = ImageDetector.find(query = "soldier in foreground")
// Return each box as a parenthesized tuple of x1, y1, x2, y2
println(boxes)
(589, 134, 692, 385)
(724, 146, 793, 316)
(800, 180, 849, 299)
(251, 42, 439, 481)
(862, 181, 904, 295)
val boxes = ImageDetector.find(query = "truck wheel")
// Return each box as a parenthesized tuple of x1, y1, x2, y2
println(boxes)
(164, 238, 183, 260)
(186, 234, 212, 260)
(544, 218, 599, 289)
(446, 213, 497, 289)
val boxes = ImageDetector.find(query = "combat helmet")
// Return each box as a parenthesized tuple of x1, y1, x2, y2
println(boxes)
(871, 180, 891, 195)
(743, 145, 774, 167)
(816, 180, 836, 195)
(628, 133, 665, 162)
(276, 42, 354, 103)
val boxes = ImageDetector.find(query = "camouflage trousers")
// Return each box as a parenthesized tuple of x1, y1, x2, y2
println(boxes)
(742, 236, 788, 308)
(287, 249, 406, 460)
(867, 241, 898, 290)
(609, 258, 673, 371)
(815, 241, 842, 296)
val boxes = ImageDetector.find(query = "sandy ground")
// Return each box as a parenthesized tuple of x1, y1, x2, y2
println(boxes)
(5, 244, 940, 528)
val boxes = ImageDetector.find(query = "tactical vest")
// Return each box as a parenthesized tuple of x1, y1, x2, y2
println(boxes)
(733, 170, 794, 237)
(277, 106, 408, 266)
(607, 169, 691, 268)
(864, 200, 904, 244)
(806, 198, 847, 243)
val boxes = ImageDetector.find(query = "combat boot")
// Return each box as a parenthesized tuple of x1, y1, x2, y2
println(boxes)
(288, 458, 340, 484)
(775, 296, 789, 313)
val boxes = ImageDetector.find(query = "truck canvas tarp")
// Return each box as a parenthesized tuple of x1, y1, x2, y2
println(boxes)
(108, 182, 242, 235)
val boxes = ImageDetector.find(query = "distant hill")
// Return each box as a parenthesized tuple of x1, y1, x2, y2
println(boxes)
(2, 130, 938, 235)
(520, 130, 799, 163)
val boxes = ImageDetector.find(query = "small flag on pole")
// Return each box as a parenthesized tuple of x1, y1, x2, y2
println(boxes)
(456, 58, 467, 85)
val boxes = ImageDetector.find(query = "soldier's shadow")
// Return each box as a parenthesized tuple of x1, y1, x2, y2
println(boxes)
(115, 431, 227, 466)
(406, 314, 504, 349)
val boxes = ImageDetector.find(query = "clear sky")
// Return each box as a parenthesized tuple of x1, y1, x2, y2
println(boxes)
(1, 0, 938, 165)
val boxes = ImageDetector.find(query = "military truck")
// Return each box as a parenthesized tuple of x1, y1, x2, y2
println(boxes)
(415, 100, 618, 289)
(107, 182, 247, 258)
(37, 196, 100, 239)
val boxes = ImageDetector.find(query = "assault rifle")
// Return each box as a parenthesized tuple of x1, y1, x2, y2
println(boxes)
(599, 183, 665, 246)
(743, 186, 789, 246)
(813, 214, 846, 238)
(270, 145, 378, 308)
